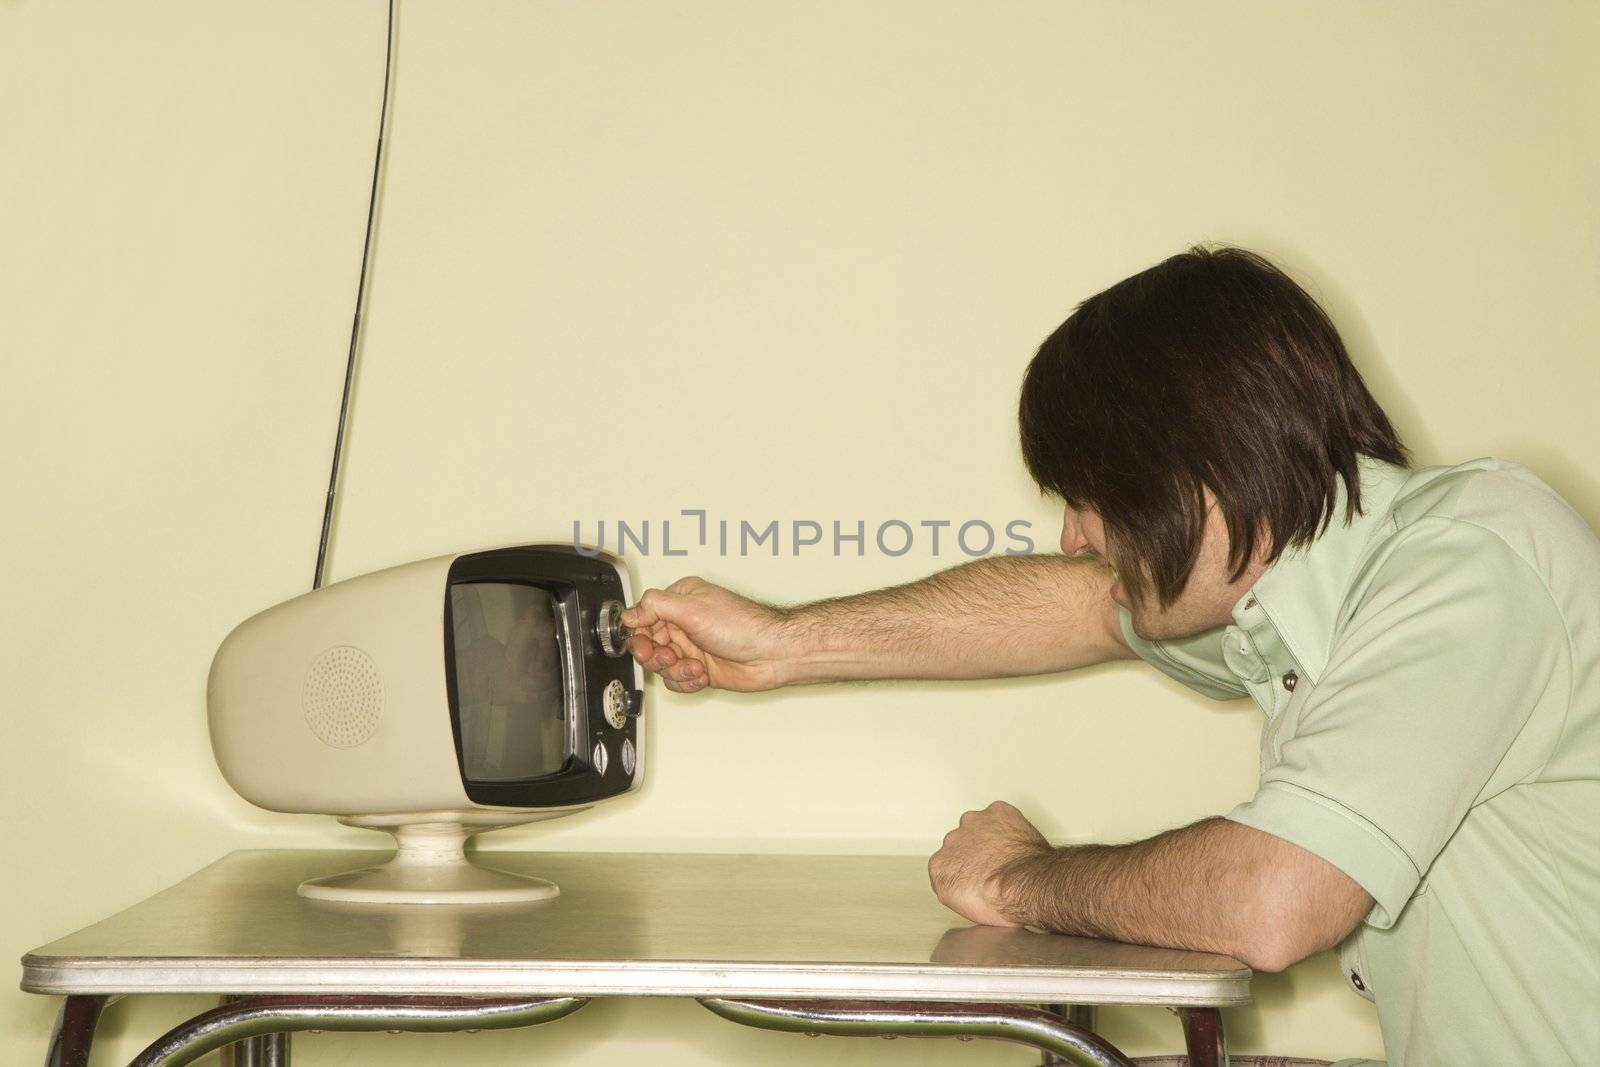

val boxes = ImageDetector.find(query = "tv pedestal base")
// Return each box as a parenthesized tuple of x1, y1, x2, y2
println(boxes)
(297, 815, 565, 905)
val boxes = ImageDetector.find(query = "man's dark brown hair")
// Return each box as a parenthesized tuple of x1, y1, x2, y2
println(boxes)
(1018, 245, 1409, 608)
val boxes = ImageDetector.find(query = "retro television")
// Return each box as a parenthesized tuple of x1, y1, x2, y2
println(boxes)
(207, 544, 643, 905)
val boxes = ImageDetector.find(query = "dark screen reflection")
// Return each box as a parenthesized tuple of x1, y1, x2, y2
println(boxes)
(450, 583, 568, 781)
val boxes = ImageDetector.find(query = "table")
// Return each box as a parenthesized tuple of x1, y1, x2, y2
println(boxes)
(21, 850, 1251, 1067)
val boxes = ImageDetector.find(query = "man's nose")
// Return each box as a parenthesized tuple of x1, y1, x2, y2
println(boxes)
(1060, 521, 1090, 556)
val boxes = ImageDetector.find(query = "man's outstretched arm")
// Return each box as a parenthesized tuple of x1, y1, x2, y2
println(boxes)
(929, 802, 1373, 973)
(622, 554, 1135, 693)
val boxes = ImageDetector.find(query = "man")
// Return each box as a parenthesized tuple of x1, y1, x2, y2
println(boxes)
(621, 247, 1599, 1066)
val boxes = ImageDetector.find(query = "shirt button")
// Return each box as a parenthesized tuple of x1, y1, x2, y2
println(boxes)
(1282, 671, 1298, 692)
(1350, 971, 1366, 991)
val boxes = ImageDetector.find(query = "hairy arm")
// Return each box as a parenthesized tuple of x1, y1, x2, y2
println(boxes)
(784, 554, 1134, 683)
(931, 803, 1373, 973)
(623, 554, 1134, 692)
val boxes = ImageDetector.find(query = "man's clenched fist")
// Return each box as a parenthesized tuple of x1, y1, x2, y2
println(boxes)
(928, 800, 1054, 927)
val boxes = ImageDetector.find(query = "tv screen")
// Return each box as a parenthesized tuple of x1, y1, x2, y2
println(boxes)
(449, 582, 571, 783)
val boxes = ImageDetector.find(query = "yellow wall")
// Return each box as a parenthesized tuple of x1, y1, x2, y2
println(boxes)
(4, 2, 1597, 1063)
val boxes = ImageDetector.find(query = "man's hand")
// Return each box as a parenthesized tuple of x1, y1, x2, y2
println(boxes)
(620, 577, 800, 693)
(929, 801, 1055, 927)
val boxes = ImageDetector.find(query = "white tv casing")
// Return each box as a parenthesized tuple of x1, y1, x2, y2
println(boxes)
(205, 547, 642, 904)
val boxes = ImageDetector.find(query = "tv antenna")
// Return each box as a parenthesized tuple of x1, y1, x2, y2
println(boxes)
(314, 0, 397, 590)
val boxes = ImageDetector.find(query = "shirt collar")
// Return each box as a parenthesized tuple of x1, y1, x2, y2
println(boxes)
(1230, 455, 1413, 685)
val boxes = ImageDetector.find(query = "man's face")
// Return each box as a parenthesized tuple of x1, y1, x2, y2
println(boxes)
(1059, 492, 1266, 641)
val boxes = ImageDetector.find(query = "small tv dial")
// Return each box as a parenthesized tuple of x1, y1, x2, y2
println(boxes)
(602, 679, 628, 729)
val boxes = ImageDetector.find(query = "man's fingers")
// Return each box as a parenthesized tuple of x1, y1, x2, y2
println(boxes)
(627, 587, 688, 630)
(620, 596, 659, 630)
(663, 622, 702, 659)
(625, 625, 716, 691)
(625, 634, 679, 673)
(662, 658, 704, 684)
(663, 672, 709, 694)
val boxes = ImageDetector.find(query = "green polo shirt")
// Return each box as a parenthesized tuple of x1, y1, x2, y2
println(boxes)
(1119, 455, 1600, 1066)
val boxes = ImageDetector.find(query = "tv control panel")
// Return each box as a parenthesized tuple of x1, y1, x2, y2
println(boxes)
(444, 545, 643, 808)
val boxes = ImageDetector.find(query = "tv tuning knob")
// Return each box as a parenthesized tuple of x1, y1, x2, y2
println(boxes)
(595, 600, 630, 657)
(602, 679, 628, 729)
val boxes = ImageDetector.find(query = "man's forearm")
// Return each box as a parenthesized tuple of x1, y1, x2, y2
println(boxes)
(993, 817, 1371, 972)
(778, 554, 1132, 684)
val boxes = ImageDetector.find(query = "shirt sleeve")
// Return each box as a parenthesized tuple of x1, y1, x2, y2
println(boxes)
(1225, 517, 1568, 928)
(1118, 605, 1248, 701)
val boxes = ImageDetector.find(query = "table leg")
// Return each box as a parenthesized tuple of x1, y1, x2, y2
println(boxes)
(127, 995, 586, 1067)
(1178, 1007, 1229, 1067)
(218, 1033, 291, 1067)
(700, 998, 1137, 1067)
(251, 1033, 291, 1067)
(219, 997, 293, 1067)
(44, 996, 106, 1067)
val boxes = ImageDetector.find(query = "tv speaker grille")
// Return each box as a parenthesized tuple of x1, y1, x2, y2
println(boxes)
(303, 646, 382, 748)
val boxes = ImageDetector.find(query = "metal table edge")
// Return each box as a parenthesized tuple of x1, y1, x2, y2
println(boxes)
(20, 955, 1253, 1007)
